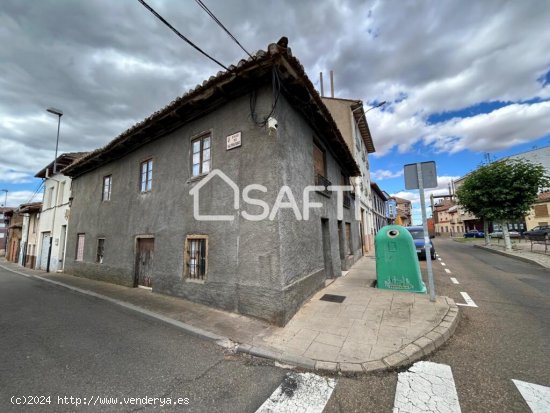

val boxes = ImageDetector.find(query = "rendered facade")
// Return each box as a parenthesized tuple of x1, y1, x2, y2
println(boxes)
(62, 40, 363, 325)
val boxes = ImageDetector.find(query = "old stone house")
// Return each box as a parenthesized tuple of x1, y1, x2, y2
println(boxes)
(19, 202, 42, 268)
(5, 209, 21, 263)
(63, 39, 363, 325)
(4, 202, 42, 266)
(0, 207, 14, 256)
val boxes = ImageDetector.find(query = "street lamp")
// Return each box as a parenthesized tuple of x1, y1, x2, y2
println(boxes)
(353, 101, 387, 122)
(0, 189, 7, 207)
(46, 107, 63, 175)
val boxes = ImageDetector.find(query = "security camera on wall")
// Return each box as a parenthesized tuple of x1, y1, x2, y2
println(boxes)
(267, 116, 278, 135)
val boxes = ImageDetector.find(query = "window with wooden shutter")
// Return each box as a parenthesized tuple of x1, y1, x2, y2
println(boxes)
(345, 222, 352, 255)
(534, 204, 549, 217)
(313, 142, 326, 179)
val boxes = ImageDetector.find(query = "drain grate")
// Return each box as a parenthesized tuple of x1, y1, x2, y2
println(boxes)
(320, 294, 346, 303)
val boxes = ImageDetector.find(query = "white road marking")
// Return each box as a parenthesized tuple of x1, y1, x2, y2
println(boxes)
(437, 258, 442, 261)
(255, 372, 336, 413)
(445, 268, 451, 274)
(512, 379, 550, 413)
(393, 361, 461, 413)
(456, 292, 478, 307)
(450, 277, 459, 284)
(441, 262, 446, 266)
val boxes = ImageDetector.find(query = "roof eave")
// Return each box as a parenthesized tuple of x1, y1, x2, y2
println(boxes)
(350, 102, 376, 154)
(63, 40, 360, 178)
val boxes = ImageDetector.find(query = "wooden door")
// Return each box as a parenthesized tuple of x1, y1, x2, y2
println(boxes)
(345, 223, 352, 255)
(135, 238, 154, 288)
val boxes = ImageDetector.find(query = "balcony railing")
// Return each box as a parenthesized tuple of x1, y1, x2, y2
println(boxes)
(315, 174, 332, 197)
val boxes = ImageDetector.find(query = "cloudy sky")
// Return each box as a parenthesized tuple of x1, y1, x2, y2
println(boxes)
(1, 0, 550, 223)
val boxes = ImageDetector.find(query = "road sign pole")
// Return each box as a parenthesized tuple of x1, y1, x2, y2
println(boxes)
(417, 162, 436, 302)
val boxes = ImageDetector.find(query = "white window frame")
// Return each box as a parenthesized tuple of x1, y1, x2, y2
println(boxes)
(140, 159, 153, 192)
(102, 175, 112, 201)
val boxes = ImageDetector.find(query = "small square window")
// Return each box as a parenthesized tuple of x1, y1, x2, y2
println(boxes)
(185, 236, 208, 281)
(191, 135, 212, 177)
(140, 159, 153, 192)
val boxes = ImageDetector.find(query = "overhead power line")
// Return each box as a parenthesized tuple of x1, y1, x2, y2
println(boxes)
(193, 0, 254, 59)
(137, 0, 230, 71)
(25, 180, 44, 205)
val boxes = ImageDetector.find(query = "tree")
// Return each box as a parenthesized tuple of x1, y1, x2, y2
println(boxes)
(456, 159, 550, 251)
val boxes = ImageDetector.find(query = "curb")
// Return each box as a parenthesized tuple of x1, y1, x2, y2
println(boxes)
(0, 263, 233, 349)
(0, 261, 460, 375)
(312, 297, 460, 375)
(474, 245, 549, 270)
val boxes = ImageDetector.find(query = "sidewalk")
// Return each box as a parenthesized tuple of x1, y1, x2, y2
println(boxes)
(455, 238, 550, 270)
(0, 256, 459, 375)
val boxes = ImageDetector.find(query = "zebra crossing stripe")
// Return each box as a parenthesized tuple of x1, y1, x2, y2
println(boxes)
(513, 379, 550, 413)
(255, 372, 336, 413)
(393, 361, 461, 413)
(456, 292, 478, 307)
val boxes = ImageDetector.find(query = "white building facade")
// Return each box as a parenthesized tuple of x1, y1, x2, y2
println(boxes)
(35, 153, 86, 272)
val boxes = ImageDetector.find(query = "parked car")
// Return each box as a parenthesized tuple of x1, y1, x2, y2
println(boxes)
(524, 225, 550, 239)
(405, 226, 436, 260)
(464, 229, 485, 238)
(489, 231, 521, 239)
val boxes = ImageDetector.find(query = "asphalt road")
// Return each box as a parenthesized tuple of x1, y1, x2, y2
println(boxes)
(325, 238, 550, 412)
(2, 239, 549, 412)
(0, 267, 287, 412)
(426, 238, 550, 412)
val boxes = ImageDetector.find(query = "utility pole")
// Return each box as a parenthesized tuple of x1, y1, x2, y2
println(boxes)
(46, 107, 63, 174)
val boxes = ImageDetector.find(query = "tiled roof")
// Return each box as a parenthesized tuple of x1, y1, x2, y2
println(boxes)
(63, 37, 360, 178)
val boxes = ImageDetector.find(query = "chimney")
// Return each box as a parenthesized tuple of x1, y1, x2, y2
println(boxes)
(330, 70, 334, 97)
(320, 72, 324, 97)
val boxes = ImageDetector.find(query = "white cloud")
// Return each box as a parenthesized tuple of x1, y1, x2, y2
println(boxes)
(428, 101, 550, 153)
(0, 169, 34, 184)
(1, 0, 550, 183)
(370, 101, 550, 157)
(1, 190, 42, 208)
(371, 169, 404, 180)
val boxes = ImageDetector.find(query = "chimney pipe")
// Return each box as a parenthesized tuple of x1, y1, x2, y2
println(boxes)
(320, 72, 324, 97)
(330, 70, 334, 97)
